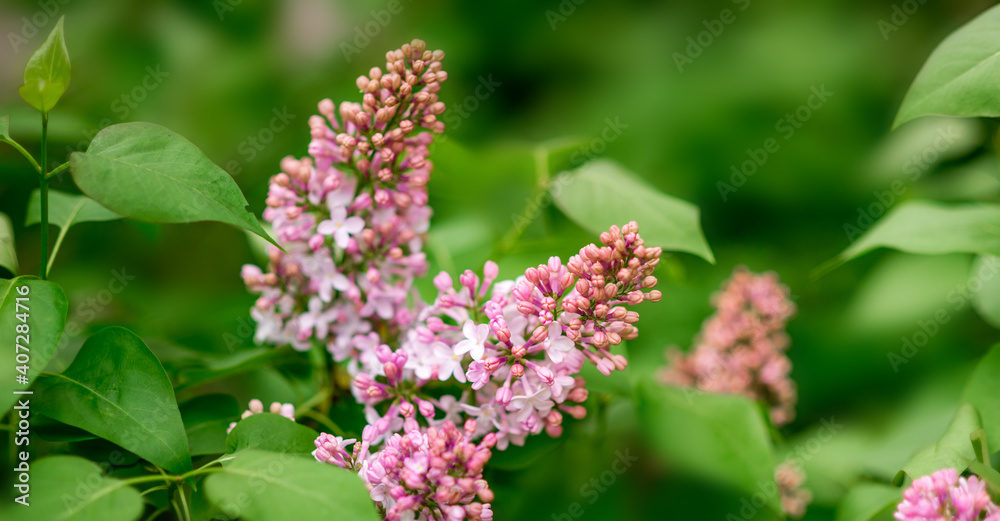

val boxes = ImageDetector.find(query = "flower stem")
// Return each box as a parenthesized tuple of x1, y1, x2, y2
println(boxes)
(38, 112, 49, 280)
(0, 138, 42, 173)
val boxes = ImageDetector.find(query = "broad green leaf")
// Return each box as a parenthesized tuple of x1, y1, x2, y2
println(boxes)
(204, 450, 380, 521)
(2, 456, 142, 521)
(895, 4, 1000, 127)
(181, 394, 240, 456)
(894, 403, 981, 485)
(961, 344, 1000, 450)
(821, 200, 1000, 274)
(69, 122, 277, 247)
(26, 189, 120, 228)
(550, 159, 714, 263)
(834, 482, 900, 521)
(18, 17, 70, 113)
(637, 381, 780, 514)
(973, 256, 1000, 328)
(35, 414, 97, 442)
(0, 277, 67, 414)
(0, 115, 9, 140)
(34, 327, 192, 474)
(0, 212, 17, 274)
(225, 413, 318, 455)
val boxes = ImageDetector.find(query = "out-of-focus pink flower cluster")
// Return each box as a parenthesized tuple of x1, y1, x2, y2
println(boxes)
(895, 468, 1000, 521)
(660, 267, 797, 426)
(775, 461, 811, 518)
(241, 40, 663, 521)
(227, 399, 295, 434)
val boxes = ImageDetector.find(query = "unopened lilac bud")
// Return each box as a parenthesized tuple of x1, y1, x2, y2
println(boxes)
(495, 386, 513, 406)
(399, 401, 415, 418)
(510, 362, 524, 378)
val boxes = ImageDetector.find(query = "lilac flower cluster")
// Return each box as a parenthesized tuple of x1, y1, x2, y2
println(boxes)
(660, 267, 797, 425)
(242, 38, 446, 354)
(314, 420, 495, 521)
(895, 468, 1000, 521)
(241, 40, 662, 520)
(775, 461, 811, 518)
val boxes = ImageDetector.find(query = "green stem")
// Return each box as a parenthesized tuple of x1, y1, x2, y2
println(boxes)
(142, 506, 170, 521)
(1, 138, 42, 173)
(175, 485, 192, 521)
(46, 220, 69, 275)
(39, 112, 49, 280)
(46, 161, 69, 180)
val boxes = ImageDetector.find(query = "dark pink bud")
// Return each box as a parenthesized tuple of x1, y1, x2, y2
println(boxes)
(510, 363, 524, 379)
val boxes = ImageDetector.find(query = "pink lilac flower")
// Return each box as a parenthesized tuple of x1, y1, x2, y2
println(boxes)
(227, 399, 296, 434)
(243, 39, 664, 521)
(661, 267, 797, 425)
(775, 461, 811, 518)
(895, 468, 1000, 521)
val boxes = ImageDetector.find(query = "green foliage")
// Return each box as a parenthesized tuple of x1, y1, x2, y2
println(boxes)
(961, 345, 1000, 450)
(26, 189, 120, 229)
(637, 381, 781, 515)
(834, 482, 900, 521)
(551, 159, 715, 263)
(894, 403, 981, 485)
(34, 327, 192, 474)
(181, 394, 240, 456)
(18, 17, 71, 113)
(0, 115, 9, 140)
(224, 413, 319, 455)
(0, 212, 17, 274)
(3, 456, 143, 521)
(68, 122, 277, 247)
(973, 255, 1000, 328)
(822, 200, 1000, 273)
(204, 450, 380, 521)
(0, 277, 67, 414)
(895, 4, 1000, 126)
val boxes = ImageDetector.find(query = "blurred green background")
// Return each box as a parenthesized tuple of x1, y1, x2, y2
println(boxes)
(3, 0, 1000, 519)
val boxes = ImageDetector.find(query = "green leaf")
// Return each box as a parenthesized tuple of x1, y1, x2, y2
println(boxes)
(0, 115, 10, 140)
(2, 456, 142, 521)
(34, 327, 192, 474)
(961, 344, 1000, 450)
(18, 17, 70, 113)
(550, 159, 714, 263)
(969, 460, 1000, 497)
(895, 4, 1000, 127)
(894, 403, 982, 485)
(181, 394, 240, 456)
(0, 212, 17, 274)
(637, 381, 780, 514)
(69, 122, 277, 248)
(0, 276, 67, 414)
(834, 482, 900, 521)
(204, 450, 380, 521)
(225, 413, 319, 455)
(26, 189, 120, 229)
(487, 433, 562, 470)
(820, 200, 1000, 274)
(973, 255, 1000, 328)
